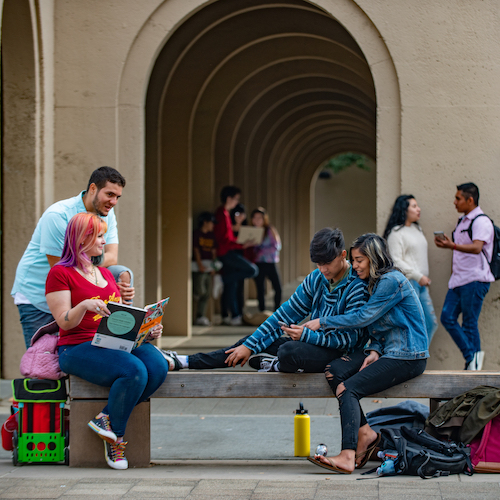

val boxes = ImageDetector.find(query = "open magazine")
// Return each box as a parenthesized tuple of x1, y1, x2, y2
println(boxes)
(91, 297, 170, 353)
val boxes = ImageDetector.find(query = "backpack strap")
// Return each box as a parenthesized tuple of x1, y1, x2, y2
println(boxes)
(451, 216, 464, 243)
(453, 213, 492, 264)
(381, 427, 407, 474)
(466, 214, 492, 264)
(416, 455, 451, 479)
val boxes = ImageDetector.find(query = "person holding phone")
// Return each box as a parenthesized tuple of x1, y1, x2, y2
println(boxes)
(383, 195, 438, 342)
(434, 182, 494, 370)
(160, 228, 370, 373)
(293, 233, 428, 474)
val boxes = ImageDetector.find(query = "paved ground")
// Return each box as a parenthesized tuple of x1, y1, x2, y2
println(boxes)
(0, 461, 499, 499)
(1, 288, 499, 498)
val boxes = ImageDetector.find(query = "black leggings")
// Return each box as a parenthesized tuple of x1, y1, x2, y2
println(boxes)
(325, 350, 427, 450)
(188, 335, 341, 373)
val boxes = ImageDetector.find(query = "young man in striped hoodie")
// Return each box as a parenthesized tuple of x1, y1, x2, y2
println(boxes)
(164, 227, 369, 373)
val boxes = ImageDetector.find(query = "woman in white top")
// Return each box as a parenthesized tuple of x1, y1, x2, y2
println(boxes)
(383, 195, 438, 342)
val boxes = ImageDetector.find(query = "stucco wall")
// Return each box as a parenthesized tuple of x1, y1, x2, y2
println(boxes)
(351, 0, 500, 368)
(2, 0, 500, 377)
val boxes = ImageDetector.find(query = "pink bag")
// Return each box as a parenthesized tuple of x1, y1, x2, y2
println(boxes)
(19, 321, 66, 380)
(469, 416, 500, 473)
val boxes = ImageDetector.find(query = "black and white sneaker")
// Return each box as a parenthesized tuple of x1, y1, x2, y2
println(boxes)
(249, 354, 279, 372)
(158, 349, 182, 371)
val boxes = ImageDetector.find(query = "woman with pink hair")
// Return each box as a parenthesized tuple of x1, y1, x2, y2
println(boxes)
(45, 212, 168, 470)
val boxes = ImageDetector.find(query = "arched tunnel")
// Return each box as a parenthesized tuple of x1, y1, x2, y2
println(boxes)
(144, 0, 376, 335)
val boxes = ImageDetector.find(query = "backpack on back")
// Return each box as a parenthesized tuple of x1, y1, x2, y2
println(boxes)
(377, 427, 472, 479)
(455, 213, 500, 280)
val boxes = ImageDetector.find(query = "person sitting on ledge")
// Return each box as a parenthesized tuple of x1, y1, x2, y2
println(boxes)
(304, 234, 428, 474)
(161, 227, 369, 374)
(45, 212, 167, 470)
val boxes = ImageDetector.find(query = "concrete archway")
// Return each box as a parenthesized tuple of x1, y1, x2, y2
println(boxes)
(116, 0, 401, 336)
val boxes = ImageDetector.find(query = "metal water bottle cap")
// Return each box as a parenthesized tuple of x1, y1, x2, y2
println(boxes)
(315, 443, 327, 456)
(296, 402, 308, 414)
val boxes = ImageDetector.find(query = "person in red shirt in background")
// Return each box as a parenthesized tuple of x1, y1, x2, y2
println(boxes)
(215, 186, 258, 325)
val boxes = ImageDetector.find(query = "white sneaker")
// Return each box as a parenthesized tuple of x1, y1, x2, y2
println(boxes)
(230, 316, 243, 326)
(222, 317, 232, 326)
(476, 350, 485, 370)
(195, 316, 211, 326)
(467, 351, 485, 371)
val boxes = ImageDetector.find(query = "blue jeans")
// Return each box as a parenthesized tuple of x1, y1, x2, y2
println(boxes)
(410, 280, 438, 343)
(325, 350, 426, 450)
(108, 265, 134, 305)
(219, 251, 258, 318)
(18, 304, 55, 349)
(58, 342, 168, 436)
(440, 281, 490, 364)
(108, 265, 134, 287)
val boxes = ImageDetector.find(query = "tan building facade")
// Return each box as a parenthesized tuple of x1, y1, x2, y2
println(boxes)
(2, 0, 499, 378)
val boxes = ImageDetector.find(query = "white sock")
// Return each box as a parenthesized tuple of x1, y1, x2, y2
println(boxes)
(178, 355, 189, 369)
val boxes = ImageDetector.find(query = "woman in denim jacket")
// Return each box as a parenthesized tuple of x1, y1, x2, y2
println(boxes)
(285, 233, 428, 474)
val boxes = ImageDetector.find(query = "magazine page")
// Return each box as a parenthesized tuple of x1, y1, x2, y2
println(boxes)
(134, 297, 170, 348)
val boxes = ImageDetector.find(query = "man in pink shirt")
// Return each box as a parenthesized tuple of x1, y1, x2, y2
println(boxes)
(435, 183, 494, 370)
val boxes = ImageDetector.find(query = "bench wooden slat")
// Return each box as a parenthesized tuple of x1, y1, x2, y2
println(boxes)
(69, 370, 500, 400)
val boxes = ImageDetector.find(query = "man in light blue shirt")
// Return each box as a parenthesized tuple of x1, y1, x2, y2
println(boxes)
(12, 166, 134, 347)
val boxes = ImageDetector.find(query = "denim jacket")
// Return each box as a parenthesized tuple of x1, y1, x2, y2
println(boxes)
(320, 270, 429, 360)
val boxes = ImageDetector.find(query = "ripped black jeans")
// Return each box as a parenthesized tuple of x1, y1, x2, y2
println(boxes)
(325, 350, 427, 451)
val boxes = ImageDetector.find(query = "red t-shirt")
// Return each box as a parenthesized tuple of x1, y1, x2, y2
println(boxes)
(45, 265, 121, 346)
(214, 205, 243, 257)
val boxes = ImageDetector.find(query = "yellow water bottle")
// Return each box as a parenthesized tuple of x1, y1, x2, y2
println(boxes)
(294, 402, 310, 456)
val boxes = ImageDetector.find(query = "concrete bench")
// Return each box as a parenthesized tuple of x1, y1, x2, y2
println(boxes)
(68, 370, 500, 467)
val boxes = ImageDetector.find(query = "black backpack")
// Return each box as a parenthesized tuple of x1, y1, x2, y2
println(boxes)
(454, 214, 500, 280)
(377, 427, 472, 479)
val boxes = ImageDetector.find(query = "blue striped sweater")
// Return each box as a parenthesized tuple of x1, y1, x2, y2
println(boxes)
(243, 267, 369, 354)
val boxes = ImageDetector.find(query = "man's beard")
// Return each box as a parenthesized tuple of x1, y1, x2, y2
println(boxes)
(92, 197, 107, 217)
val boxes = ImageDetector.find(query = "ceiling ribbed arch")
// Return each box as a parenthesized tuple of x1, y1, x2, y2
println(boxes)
(146, 0, 377, 309)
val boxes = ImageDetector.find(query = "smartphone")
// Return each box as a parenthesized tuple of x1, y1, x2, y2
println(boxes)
(434, 231, 445, 240)
(278, 320, 289, 328)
